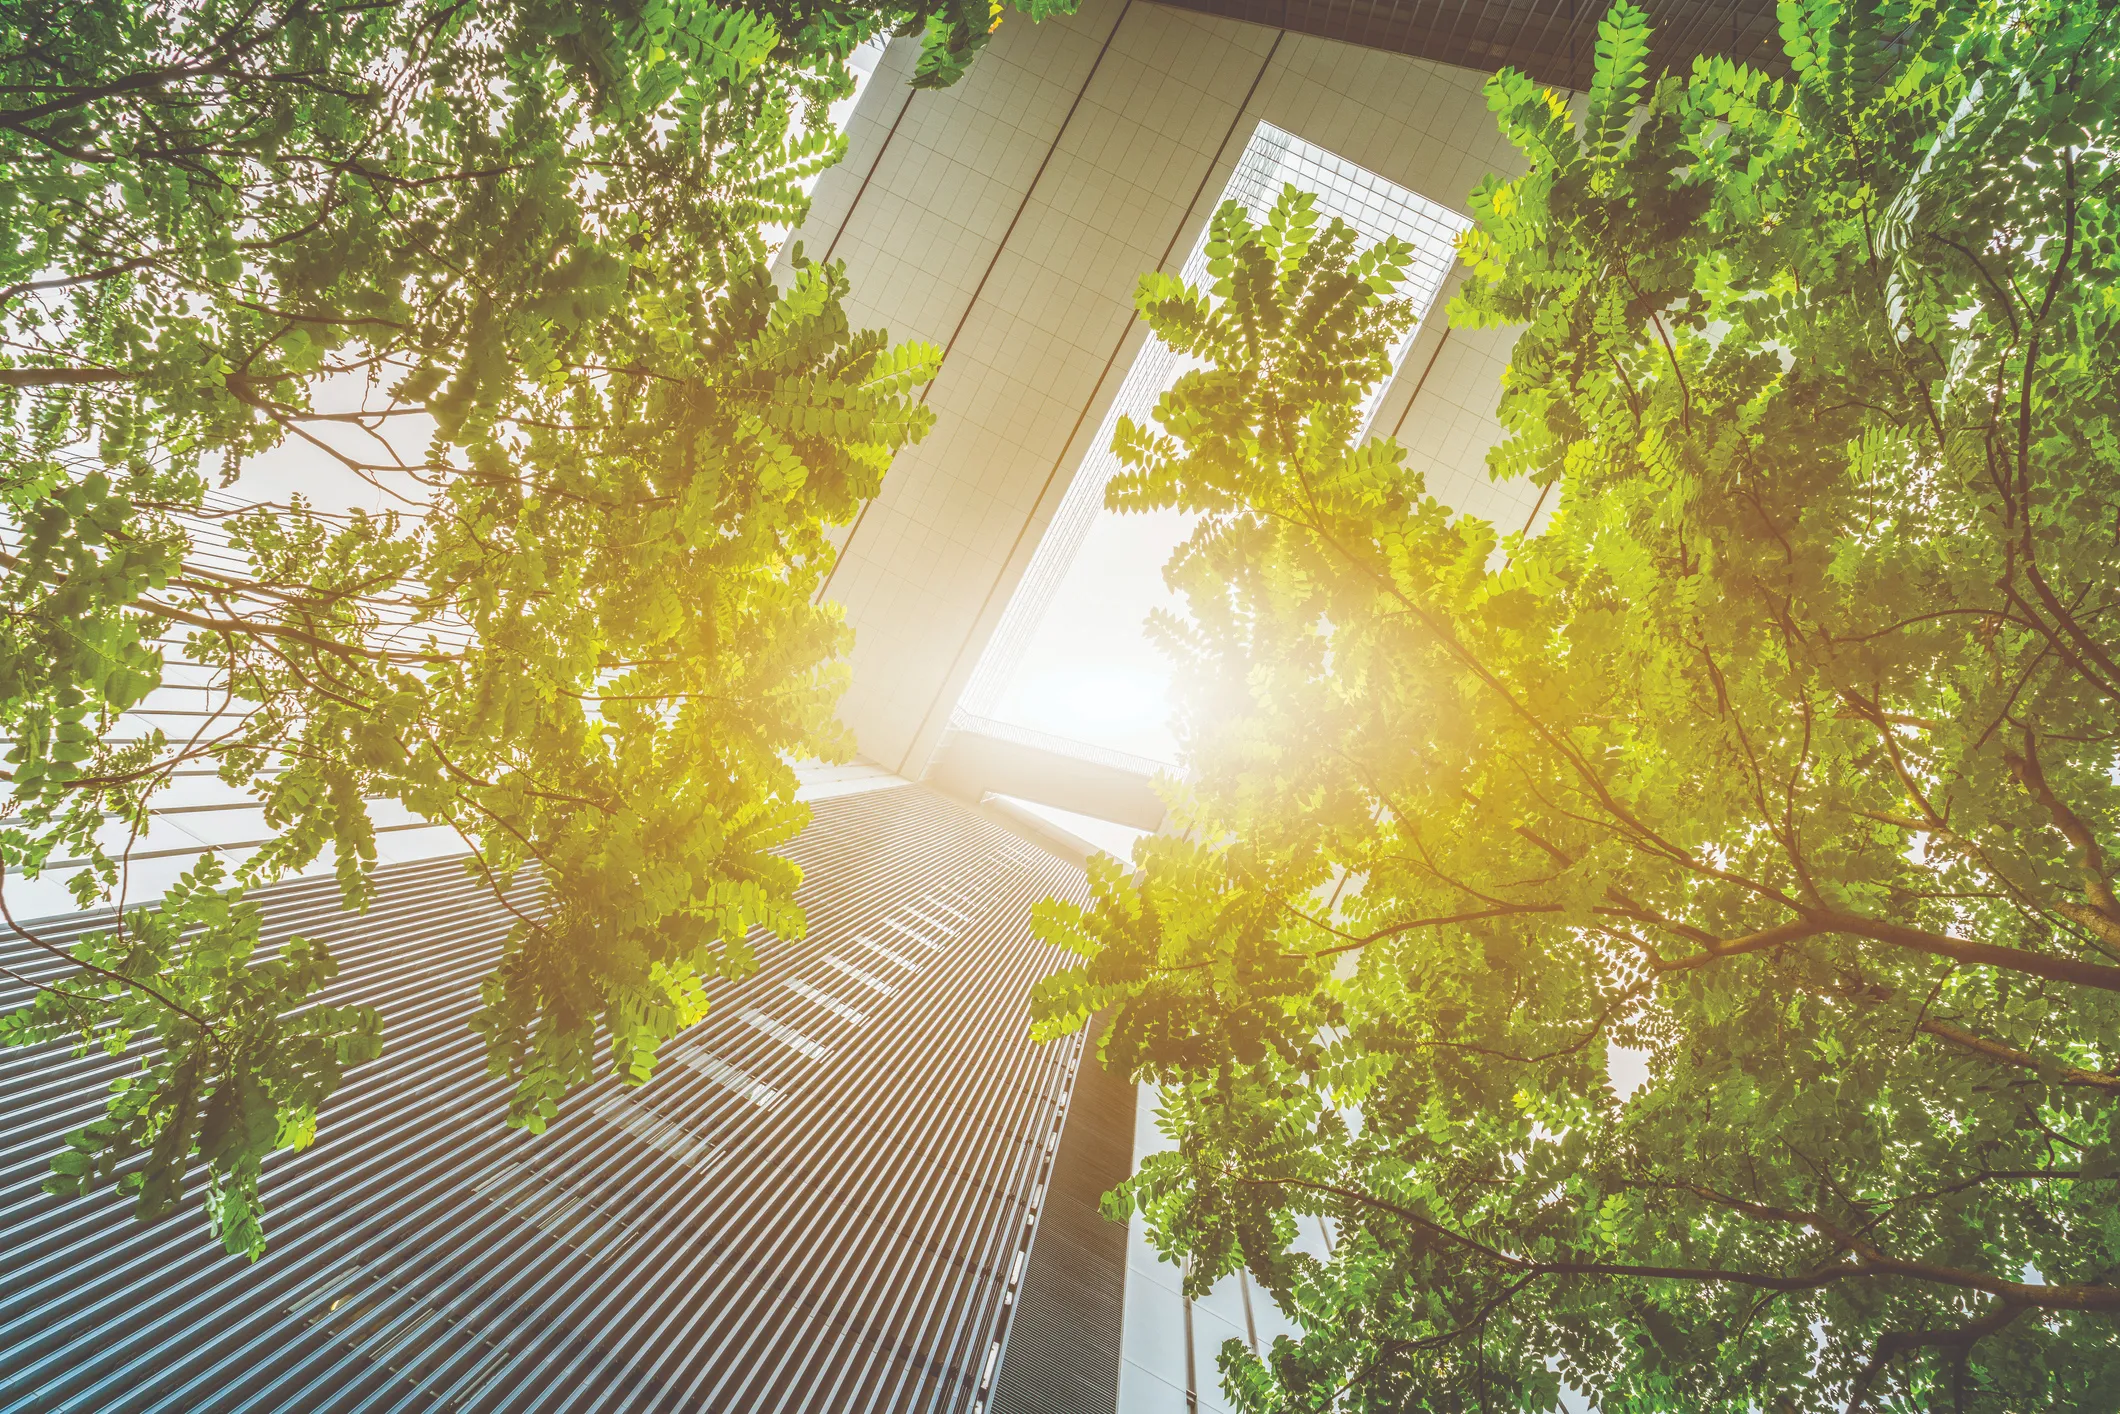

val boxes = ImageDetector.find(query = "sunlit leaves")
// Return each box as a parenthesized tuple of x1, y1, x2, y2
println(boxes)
(1585, 1, 1652, 160)
(1, 856, 381, 1258)
(0, 0, 971, 1254)
(1034, 1, 2120, 1409)
(911, 0, 1010, 88)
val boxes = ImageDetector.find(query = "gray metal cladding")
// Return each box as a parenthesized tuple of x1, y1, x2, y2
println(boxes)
(987, 1021, 1134, 1414)
(0, 783, 1092, 1414)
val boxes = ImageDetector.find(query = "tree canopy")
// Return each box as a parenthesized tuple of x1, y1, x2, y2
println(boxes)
(1031, 0, 2120, 1408)
(0, 0, 1070, 1256)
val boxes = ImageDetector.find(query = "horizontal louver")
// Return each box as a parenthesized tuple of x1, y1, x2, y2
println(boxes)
(0, 785, 1088, 1414)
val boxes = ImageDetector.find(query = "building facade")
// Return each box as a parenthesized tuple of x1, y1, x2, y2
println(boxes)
(788, 0, 1544, 784)
(0, 4, 1774, 1411)
(1, 781, 1091, 1413)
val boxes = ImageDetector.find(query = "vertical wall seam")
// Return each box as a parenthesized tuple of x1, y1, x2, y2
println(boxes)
(823, 77, 921, 270)
(810, 74, 922, 608)
(893, 25, 1286, 778)
(1153, 30, 1285, 276)
(1385, 325, 1451, 445)
(821, 0, 1139, 614)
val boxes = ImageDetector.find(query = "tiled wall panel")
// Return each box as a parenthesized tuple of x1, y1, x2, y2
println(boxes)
(785, 1, 1537, 776)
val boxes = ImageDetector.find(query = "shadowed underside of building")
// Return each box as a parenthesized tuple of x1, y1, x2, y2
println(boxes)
(0, 785, 1091, 1414)
(1151, 0, 1782, 91)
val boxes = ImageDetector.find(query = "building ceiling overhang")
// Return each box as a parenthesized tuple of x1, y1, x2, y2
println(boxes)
(1147, 0, 1783, 92)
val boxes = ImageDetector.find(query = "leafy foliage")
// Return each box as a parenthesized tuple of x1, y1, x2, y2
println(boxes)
(1031, 2, 2120, 1408)
(0, 0, 1074, 1255)
(909, 0, 1005, 88)
(1, 855, 378, 1256)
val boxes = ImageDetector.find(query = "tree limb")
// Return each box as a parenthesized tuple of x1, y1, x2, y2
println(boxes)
(1814, 909, 2120, 992)
(2004, 727, 2120, 924)
(0, 366, 146, 387)
(1844, 1300, 2027, 1414)
(1919, 1018, 2120, 1093)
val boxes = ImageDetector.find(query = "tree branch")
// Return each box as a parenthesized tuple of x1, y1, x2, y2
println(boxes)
(1814, 909, 2120, 993)
(1919, 1018, 2120, 1093)
(2004, 727, 2120, 924)
(1844, 1300, 2027, 1414)
(1237, 1172, 1876, 1292)
(0, 863, 226, 1041)
(0, 366, 146, 387)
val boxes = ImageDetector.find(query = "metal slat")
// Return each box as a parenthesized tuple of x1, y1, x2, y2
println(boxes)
(0, 786, 1092, 1414)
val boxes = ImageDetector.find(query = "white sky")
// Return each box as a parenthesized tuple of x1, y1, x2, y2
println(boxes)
(969, 124, 1467, 776)
(984, 506, 1191, 765)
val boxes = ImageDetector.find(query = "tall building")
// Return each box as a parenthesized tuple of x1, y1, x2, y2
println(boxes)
(774, 5, 1774, 1409)
(1, 4, 1773, 1411)
(2, 780, 1092, 1412)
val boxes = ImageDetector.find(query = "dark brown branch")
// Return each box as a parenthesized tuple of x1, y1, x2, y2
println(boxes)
(1281, 899, 1563, 958)
(1919, 1018, 2120, 1093)
(0, 366, 145, 387)
(0, 864, 226, 1041)
(140, 597, 460, 665)
(1668, 1181, 2120, 1311)
(1845, 1300, 2027, 1414)
(0, 255, 158, 305)
(1649, 917, 1824, 970)
(1815, 909, 2120, 993)
(0, 53, 234, 127)
(2004, 727, 2120, 924)
(1234, 1174, 1873, 1293)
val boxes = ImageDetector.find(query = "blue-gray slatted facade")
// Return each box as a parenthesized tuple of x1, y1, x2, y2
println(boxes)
(1, 783, 1090, 1413)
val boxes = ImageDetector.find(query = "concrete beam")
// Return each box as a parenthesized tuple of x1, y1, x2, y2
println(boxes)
(926, 723, 1167, 832)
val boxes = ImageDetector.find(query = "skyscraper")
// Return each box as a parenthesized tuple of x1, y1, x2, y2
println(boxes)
(0, 4, 1776, 1410)
(2, 780, 1090, 1412)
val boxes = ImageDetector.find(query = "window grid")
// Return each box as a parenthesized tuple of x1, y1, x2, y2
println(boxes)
(959, 122, 1469, 721)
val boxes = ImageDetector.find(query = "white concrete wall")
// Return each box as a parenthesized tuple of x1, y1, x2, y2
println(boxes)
(785, 0, 1537, 780)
